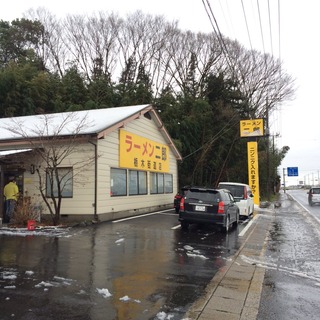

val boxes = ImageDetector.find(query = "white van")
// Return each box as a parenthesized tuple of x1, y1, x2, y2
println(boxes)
(217, 182, 254, 217)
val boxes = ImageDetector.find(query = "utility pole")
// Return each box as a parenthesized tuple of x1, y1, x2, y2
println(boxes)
(266, 100, 270, 201)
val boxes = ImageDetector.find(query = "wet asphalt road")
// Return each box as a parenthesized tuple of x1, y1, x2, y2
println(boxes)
(258, 190, 320, 320)
(0, 210, 247, 320)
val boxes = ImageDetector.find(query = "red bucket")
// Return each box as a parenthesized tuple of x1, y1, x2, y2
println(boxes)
(27, 220, 36, 231)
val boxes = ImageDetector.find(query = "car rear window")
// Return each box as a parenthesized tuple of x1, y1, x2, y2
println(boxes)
(219, 184, 244, 198)
(186, 190, 220, 202)
(312, 188, 320, 194)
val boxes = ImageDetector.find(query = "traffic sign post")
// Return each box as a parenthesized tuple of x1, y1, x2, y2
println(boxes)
(287, 167, 299, 177)
(283, 167, 299, 193)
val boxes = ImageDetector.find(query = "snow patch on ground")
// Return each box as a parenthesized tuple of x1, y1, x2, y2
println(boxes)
(25, 270, 34, 276)
(240, 254, 320, 284)
(156, 311, 175, 319)
(0, 226, 73, 237)
(35, 281, 57, 288)
(119, 295, 141, 303)
(97, 288, 112, 298)
(4, 285, 16, 289)
(2, 271, 17, 280)
(186, 253, 209, 259)
(182, 245, 209, 260)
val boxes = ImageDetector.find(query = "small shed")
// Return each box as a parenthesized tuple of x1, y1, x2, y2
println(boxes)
(0, 104, 182, 223)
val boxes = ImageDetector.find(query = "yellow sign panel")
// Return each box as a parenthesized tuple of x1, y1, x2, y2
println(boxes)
(119, 129, 170, 173)
(247, 141, 260, 206)
(240, 119, 264, 137)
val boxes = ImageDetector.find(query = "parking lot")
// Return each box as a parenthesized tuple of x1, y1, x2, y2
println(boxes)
(0, 209, 252, 320)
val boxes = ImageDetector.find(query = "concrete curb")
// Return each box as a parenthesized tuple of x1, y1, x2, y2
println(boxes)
(184, 208, 275, 320)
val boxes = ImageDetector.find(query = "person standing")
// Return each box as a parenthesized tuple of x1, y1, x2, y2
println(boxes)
(3, 176, 19, 223)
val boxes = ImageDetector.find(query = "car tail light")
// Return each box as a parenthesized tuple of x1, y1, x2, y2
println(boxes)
(218, 201, 225, 213)
(243, 188, 248, 199)
(180, 197, 185, 211)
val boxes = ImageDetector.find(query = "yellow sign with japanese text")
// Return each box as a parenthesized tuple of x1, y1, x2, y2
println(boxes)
(247, 141, 260, 205)
(240, 119, 264, 137)
(119, 129, 170, 172)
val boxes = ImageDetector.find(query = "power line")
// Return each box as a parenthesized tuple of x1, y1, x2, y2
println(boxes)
(218, 0, 234, 40)
(241, 0, 254, 52)
(256, 0, 266, 56)
(202, 0, 234, 72)
(182, 113, 239, 160)
(202, 0, 247, 91)
(267, 0, 274, 56)
(278, 0, 281, 62)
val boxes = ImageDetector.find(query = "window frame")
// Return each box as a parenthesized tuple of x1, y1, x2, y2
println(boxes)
(46, 167, 73, 198)
(129, 170, 147, 195)
(110, 168, 127, 197)
(164, 173, 173, 193)
(150, 172, 165, 194)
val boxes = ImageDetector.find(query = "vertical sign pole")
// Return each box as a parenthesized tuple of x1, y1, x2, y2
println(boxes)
(247, 141, 260, 206)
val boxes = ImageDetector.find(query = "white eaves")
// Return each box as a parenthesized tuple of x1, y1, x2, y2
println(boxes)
(0, 105, 150, 141)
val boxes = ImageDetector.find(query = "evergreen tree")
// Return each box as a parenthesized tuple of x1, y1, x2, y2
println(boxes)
(61, 66, 87, 111)
(0, 18, 45, 69)
(87, 57, 118, 108)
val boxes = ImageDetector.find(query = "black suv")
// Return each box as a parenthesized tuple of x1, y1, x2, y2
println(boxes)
(178, 187, 239, 232)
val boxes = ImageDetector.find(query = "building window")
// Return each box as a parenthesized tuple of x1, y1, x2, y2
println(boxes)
(46, 167, 73, 198)
(150, 172, 157, 194)
(129, 170, 147, 195)
(164, 174, 173, 193)
(150, 172, 164, 194)
(158, 173, 164, 193)
(111, 168, 127, 196)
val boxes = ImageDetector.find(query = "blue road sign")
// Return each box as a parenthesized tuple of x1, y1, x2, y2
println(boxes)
(287, 167, 298, 176)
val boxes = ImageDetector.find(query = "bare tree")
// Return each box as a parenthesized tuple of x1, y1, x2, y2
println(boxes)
(25, 8, 68, 77)
(3, 112, 97, 225)
(223, 39, 295, 117)
(159, 29, 224, 97)
(23, 8, 295, 115)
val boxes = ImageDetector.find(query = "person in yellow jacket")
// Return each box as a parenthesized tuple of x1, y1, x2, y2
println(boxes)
(3, 176, 19, 223)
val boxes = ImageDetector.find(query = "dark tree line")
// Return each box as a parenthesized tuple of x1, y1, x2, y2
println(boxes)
(0, 9, 294, 197)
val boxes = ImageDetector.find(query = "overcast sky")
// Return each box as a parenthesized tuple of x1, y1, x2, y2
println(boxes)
(1, 0, 319, 186)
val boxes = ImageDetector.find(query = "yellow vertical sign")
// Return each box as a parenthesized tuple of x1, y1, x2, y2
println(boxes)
(247, 141, 260, 206)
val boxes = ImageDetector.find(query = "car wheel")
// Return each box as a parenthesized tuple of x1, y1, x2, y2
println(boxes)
(223, 215, 230, 233)
(181, 221, 189, 230)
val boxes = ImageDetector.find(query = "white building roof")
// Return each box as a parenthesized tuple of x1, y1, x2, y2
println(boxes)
(0, 149, 32, 157)
(0, 104, 150, 140)
(0, 104, 182, 160)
